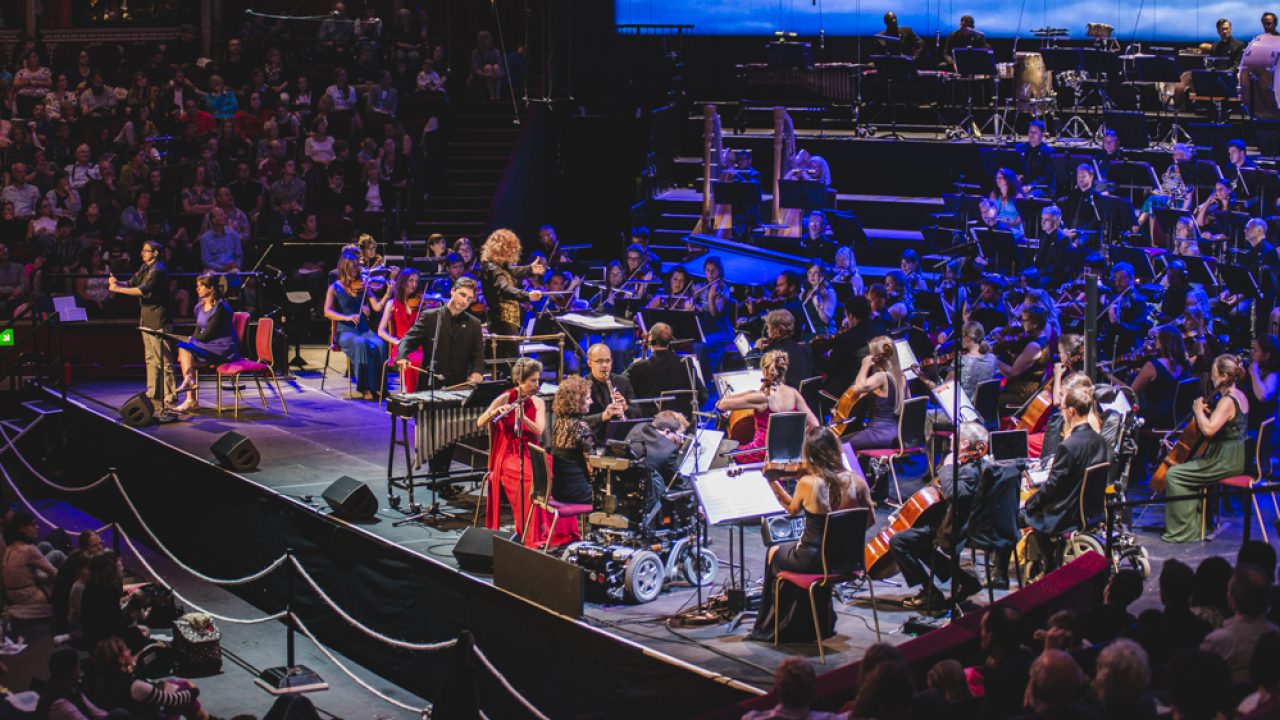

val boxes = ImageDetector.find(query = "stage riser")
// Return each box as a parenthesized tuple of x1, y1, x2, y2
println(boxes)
(40, 391, 753, 718)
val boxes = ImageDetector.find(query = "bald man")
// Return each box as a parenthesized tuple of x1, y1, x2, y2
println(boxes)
(584, 343, 639, 436)
(623, 322, 707, 418)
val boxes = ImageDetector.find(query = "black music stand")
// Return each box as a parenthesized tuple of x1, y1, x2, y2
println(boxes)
(826, 210, 872, 253)
(1014, 197, 1053, 242)
(952, 48, 999, 140)
(1154, 207, 1197, 249)
(1106, 245, 1158, 283)
(972, 227, 1019, 273)
(912, 289, 951, 326)
(1182, 254, 1219, 289)
(778, 180, 829, 212)
(712, 181, 763, 236)
(979, 148, 1026, 179)
(1239, 168, 1278, 215)
(1178, 158, 1223, 203)
(637, 308, 706, 344)
(1190, 70, 1238, 123)
(871, 54, 918, 140)
(1217, 262, 1264, 336)
(1102, 110, 1150, 150)
(1106, 161, 1160, 205)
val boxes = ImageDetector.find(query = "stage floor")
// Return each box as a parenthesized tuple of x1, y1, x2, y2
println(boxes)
(59, 352, 1270, 691)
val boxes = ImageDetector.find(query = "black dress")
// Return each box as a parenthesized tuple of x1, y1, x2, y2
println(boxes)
(750, 510, 833, 642)
(550, 416, 594, 504)
(1139, 359, 1185, 429)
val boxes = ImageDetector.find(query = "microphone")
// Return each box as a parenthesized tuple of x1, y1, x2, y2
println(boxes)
(692, 410, 722, 419)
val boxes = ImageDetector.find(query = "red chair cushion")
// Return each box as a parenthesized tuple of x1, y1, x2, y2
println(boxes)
(217, 359, 268, 375)
(777, 569, 863, 589)
(856, 446, 924, 459)
(547, 499, 593, 515)
(934, 430, 953, 438)
(1219, 475, 1256, 488)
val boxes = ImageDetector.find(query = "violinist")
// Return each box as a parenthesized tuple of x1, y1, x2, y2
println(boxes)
(822, 296, 874, 400)
(918, 321, 998, 405)
(1182, 305, 1220, 375)
(748, 426, 871, 643)
(429, 252, 471, 296)
(1159, 259, 1192, 323)
(1035, 335, 1087, 465)
(753, 309, 812, 390)
(395, 276, 485, 389)
(804, 261, 838, 336)
(1243, 335, 1280, 436)
(478, 357, 547, 542)
(324, 250, 390, 400)
(598, 261, 632, 313)
(622, 243, 657, 303)
(716, 350, 818, 465)
(890, 421, 988, 611)
(646, 267, 694, 310)
(377, 268, 424, 392)
(536, 224, 571, 267)
(832, 246, 866, 295)
(863, 284, 894, 337)
(453, 237, 478, 274)
(899, 250, 929, 292)
(997, 303, 1053, 410)
(1163, 354, 1248, 543)
(938, 260, 969, 321)
(537, 270, 588, 313)
(883, 270, 914, 325)
(1102, 262, 1148, 356)
(479, 228, 546, 365)
(1119, 326, 1192, 430)
(692, 256, 734, 377)
(745, 270, 805, 335)
(965, 274, 1009, 336)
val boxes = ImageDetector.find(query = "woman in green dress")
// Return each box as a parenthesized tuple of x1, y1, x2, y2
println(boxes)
(1163, 354, 1249, 543)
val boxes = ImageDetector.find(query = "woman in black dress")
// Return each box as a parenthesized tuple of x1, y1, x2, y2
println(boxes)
(549, 375, 596, 505)
(750, 427, 872, 642)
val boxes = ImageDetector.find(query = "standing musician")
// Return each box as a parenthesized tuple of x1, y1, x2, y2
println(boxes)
(717, 351, 818, 464)
(378, 269, 423, 392)
(748, 426, 872, 643)
(477, 357, 546, 543)
(753, 309, 813, 390)
(1162, 354, 1249, 543)
(1021, 385, 1109, 572)
(479, 228, 546, 366)
(878, 12, 924, 59)
(890, 422, 988, 611)
(108, 239, 175, 412)
(624, 322, 707, 416)
(324, 251, 389, 400)
(804, 261, 838, 336)
(997, 304, 1053, 410)
(583, 343, 639, 435)
(395, 276, 485, 389)
(942, 15, 988, 70)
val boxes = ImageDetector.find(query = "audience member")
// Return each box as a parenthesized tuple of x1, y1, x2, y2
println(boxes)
(1192, 555, 1234, 628)
(1012, 649, 1090, 720)
(2, 509, 59, 618)
(1091, 639, 1156, 720)
(974, 606, 1034, 720)
(743, 656, 841, 720)
(1134, 558, 1213, 668)
(86, 637, 210, 719)
(36, 646, 124, 720)
(1201, 563, 1279, 684)
(1167, 649, 1234, 720)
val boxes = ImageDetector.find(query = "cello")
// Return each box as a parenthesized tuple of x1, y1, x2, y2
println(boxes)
(1150, 389, 1220, 493)
(724, 374, 779, 445)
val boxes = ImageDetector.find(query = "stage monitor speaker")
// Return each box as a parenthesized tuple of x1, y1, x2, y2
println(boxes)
(452, 527, 518, 573)
(118, 392, 154, 428)
(494, 537, 584, 618)
(322, 476, 378, 521)
(211, 431, 260, 472)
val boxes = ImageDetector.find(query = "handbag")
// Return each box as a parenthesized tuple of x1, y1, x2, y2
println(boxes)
(173, 613, 222, 675)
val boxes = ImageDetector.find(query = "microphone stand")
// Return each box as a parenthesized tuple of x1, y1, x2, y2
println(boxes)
(686, 354, 708, 612)
(395, 303, 450, 526)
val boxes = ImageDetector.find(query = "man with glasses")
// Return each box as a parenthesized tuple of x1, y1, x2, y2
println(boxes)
(109, 240, 176, 416)
(583, 343, 639, 439)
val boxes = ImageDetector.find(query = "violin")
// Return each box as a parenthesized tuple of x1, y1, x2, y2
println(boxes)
(406, 294, 422, 310)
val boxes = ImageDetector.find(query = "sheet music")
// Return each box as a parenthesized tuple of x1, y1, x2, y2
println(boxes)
(894, 339, 919, 380)
(716, 369, 764, 397)
(560, 312, 632, 331)
(52, 295, 87, 322)
(932, 380, 981, 424)
(693, 467, 784, 526)
(1101, 392, 1132, 416)
(680, 428, 725, 476)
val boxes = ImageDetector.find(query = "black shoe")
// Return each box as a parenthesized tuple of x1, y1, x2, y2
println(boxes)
(953, 572, 983, 601)
(902, 588, 944, 611)
(986, 572, 1011, 591)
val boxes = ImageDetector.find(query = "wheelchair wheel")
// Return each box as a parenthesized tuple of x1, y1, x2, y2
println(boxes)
(1063, 531, 1106, 564)
(624, 550, 665, 604)
(681, 547, 719, 587)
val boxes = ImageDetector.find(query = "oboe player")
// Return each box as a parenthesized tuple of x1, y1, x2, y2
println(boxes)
(584, 343, 639, 440)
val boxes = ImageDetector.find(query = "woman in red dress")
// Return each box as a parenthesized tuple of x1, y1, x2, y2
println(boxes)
(478, 358, 546, 542)
(377, 268, 424, 393)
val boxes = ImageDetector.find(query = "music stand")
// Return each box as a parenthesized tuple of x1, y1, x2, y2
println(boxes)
(1238, 168, 1278, 214)
(979, 147, 1026, 179)
(871, 54, 919, 140)
(1102, 110, 1150, 149)
(765, 411, 807, 463)
(691, 466, 780, 616)
(1106, 245, 1158, 283)
(1106, 161, 1160, 205)
(953, 48, 1000, 141)
(712, 181, 763, 235)
(1190, 70, 1238, 123)
(778, 180, 829, 212)
(972, 227, 1019, 273)
(1014, 197, 1053, 245)
(1181, 254, 1219, 289)
(1217, 262, 1263, 335)
(637, 308, 706, 344)
(826, 209, 872, 252)
(913, 289, 951, 326)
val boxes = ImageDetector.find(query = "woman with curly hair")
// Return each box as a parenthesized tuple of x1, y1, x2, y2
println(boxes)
(522, 375, 599, 547)
(479, 229, 545, 366)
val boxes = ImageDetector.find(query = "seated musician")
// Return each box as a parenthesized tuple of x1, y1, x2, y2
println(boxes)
(746, 270, 806, 337)
(173, 272, 240, 413)
(1035, 206, 1085, 290)
(918, 321, 998, 406)
(624, 322, 707, 415)
(536, 224, 571, 267)
(1097, 130, 1126, 183)
(1195, 179, 1237, 242)
(1244, 336, 1280, 438)
(822, 296, 874, 401)
(832, 246, 866, 295)
(1102, 262, 1148, 355)
(1021, 385, 1109, 572)
(844, 336, 907, 457)
(1033, 335, 1088, 466)
(1159, 259, 1192, 323)
(1013, 288, 1062, 337)
(942, 15, 988, 69)
(621, 243, 657, 303)
(748, 426, 873, 643)
(692, 256, 735, 379)
(863, 283, 894, 336)
(549, 375, 597, 506)
(717, 350, 818, 464)
(804, 261, 838, 336)
(1058, 163, 1103, 240)
(937, 260, 969, 322)
(478, 358, 546, 543)
(324, 250, 390, 400)
(805, 211, 835, 247)
(598, 260, 632, 312)
(647, 266, 694, 310)
(883, 270, 914, 324)
(1137, 144, 1192, 234)
(1172, 216, 1202, 257)
(1116, 325, 1191, 430)
(625, 410, 692, 526)
(396, 276, 485, 389)
(1163, 354, 1249, 543)
(891, 421, 988, 611)
(1183, 306, 1220, 375)
(429, 252, 470, 295)
(997, 303, 1053, 411)
(377, 268, 424, 393)
(1016, 121, 1056, 198)
(754, 309, 813, 390)
(583, 342, 639, 435)
(965, 274, 1009, 334)
(453, 237, 478, 275)
(1225, 139, 1256, 196)
(990, 168, 1026, 241)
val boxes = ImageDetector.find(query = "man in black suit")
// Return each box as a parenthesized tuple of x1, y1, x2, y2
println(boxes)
(1035, 206, 1085, 289)
(623, 322, 707, 419)
(396, 276, 485, 387)
(754, 308, 812, 390)
(880, 12, 924, 59)
(1022, 385, 1109, 572)
(1058, 163, 1104, 239)
(822, 296, 874, 399)
(584, 342, 640, 438)
(1016, 121, 1056, 197)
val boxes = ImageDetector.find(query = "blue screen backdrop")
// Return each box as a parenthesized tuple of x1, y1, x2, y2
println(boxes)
(616, 0, 1262, 43)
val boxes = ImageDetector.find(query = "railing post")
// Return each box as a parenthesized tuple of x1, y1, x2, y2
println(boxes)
(285, 547, 295, 668)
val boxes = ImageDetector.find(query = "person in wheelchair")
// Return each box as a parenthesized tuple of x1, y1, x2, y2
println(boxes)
(625, 410, 692, 531)
(1022, 385, 1109, 574)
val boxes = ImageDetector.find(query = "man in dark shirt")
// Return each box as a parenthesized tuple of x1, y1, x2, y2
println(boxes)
(1211, 18, 1246, 68)
(228, 161, 267, 220)
(1022, 386, 1109, 572)
(1016, 121, 1056, 197)
(108, 240, 175, 409)
(823, 296, 874, 399)
(623, 323, 707, 419)
(395, 276, 485, 388)
(753, 308, 812, 390)
(879, 12, 924, 58)
(584, 342, 640, 438)
(1058, 163, 1104, 237)
(943, 15, 988, 69)
(625, 410, 691, 525)
(1035, 206, 1085, 288)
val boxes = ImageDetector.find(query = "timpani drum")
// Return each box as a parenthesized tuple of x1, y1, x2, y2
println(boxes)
(1015, 51, 1055, 113)
(1239, 34, 1280, 119)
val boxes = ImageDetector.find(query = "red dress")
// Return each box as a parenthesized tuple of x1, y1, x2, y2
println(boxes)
(486, 388, 539, 540)
(389, 300, 422, 393)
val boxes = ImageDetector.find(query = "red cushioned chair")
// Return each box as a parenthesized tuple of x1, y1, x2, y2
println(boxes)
(525, 444, 592, 551)
(857, 395, 930, 506)
(192, 311, 251, 406)
(1207, 417, 1276, 542)
(774, 507, 877, 663)
(216, 316, 289, 418)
